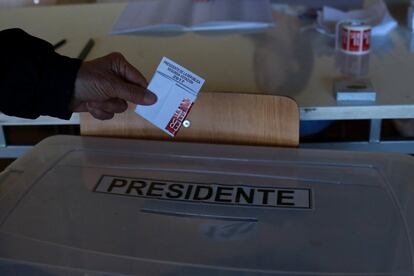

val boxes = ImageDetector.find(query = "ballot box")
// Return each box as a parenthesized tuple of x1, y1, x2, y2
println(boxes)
(0, 135, 413, 275)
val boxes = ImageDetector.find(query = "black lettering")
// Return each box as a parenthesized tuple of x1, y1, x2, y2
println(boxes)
(277, 190, 295, 206)
(108, 178, 127, 192)
(215, 187, 234, 203)
(147, 182, 166, 197)
(193, 185, 213, 200)
(184, 184, 194, 199)
(166, 183, 184, 199)
(257, 189, 275, 205)
(235, 188, 254, 204)
(103, 177, 304, 209)
(126, 180, 147, 195)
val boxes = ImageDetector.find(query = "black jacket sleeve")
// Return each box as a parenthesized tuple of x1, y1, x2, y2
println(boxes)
(0, 28, 82, 119)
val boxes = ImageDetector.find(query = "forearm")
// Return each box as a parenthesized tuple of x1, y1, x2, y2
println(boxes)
(0, 28, 81, 119)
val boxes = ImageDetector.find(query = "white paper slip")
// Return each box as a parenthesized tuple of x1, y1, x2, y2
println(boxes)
(136, 57, 205, 137)
(111, 0, 274, 35)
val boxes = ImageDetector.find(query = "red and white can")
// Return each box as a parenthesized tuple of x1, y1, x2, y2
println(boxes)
(336, 21, 371, 55)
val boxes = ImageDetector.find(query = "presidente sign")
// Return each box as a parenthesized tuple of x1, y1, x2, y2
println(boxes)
(94, 175, 312, 209)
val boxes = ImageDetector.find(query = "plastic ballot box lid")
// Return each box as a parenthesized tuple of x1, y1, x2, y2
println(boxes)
(0, 135, 414, 275)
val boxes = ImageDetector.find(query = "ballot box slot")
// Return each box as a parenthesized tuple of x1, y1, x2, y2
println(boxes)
(85, 165, 362, 186)
(140, 208, 258, 222)
(59, 150, 385, 188)
(71, 149, 378, 169)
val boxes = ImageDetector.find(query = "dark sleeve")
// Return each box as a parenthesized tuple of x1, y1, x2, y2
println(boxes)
(0, 28, 82, 119)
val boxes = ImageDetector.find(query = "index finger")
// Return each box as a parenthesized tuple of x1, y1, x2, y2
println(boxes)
(122, 59, 148, 87)
(111, 53, 148, 87)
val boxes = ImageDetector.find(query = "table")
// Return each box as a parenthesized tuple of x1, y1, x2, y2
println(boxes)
(1, 1, 414, 156)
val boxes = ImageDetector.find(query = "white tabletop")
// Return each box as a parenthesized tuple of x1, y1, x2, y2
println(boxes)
(1, 2, 413, 121)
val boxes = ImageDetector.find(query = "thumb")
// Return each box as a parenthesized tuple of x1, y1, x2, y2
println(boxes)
(112, 81, 157, 105)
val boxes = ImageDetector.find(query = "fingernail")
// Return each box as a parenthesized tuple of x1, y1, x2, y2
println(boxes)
(143, 91, 157, 105)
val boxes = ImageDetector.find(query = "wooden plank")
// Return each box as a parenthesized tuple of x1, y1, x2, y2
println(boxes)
(80, 92, 299, 147)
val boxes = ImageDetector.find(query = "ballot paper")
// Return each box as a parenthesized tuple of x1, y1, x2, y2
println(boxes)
(136, 57, 205, 137)
(112, 0, 274, 34)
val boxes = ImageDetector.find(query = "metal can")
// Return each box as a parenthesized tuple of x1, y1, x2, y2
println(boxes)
(336, 20, 371, 55)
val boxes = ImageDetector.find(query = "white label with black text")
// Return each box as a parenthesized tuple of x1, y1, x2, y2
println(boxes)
(135, 57, 205, 137)
(94, 175, 312, 209)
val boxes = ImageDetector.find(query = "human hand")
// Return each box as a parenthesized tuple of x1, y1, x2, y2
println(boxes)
(71, 52, 157, 120)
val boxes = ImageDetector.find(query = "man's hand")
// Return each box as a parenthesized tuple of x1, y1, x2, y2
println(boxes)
(71, 52, 157, 120)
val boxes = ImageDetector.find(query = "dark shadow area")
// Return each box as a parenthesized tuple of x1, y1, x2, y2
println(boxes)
(4, 125, 80, 145)
(300, 119, 401, 143)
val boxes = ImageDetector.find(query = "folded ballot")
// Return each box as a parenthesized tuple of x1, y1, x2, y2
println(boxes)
(112, 0, 274, 34)
(135, 57, 205, 137)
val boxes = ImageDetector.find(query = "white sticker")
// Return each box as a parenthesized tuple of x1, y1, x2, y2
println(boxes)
(136, 57, 205, 137)
(94, 176, 313, 209)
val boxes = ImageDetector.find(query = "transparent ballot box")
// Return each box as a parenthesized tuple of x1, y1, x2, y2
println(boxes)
(0, 135, 413, 275)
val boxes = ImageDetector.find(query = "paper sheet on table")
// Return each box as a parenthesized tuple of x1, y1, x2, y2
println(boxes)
(316, 0, 397, 36)
(112, 0, 274, 34)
